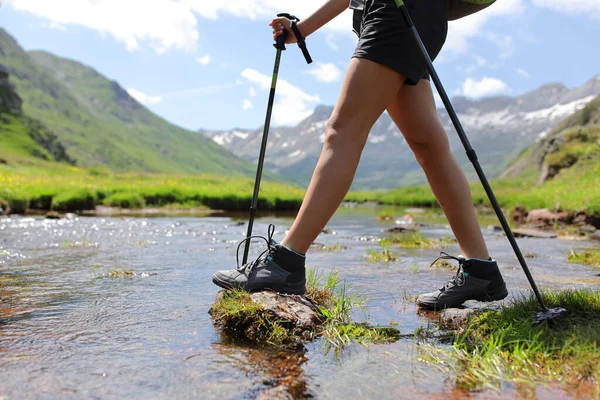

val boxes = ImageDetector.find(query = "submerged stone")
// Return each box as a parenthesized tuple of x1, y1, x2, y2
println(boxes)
(513, 228, 557, 238)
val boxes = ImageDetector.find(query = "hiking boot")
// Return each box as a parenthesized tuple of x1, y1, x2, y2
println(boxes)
(417, 252, 508, 310)
(212, 224, 306, 295)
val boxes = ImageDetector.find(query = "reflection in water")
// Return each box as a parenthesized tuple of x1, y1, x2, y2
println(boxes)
(0, 212, 599, 398)
(216, 336, 311, 399)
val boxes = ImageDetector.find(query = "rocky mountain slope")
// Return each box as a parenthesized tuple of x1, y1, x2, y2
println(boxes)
(202, 76, 600, 189)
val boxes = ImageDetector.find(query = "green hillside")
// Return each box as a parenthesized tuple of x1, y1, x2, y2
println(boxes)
(0, 69, 73, 164)
(0, 28, 266, 178)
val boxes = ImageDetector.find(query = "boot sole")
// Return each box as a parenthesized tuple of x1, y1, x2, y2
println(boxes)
(212, 274, 306, 295)
(417, 283, 509, 310)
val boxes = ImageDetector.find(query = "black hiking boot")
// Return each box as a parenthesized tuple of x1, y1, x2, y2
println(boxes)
(417, 252, 508, 310)
(212, 224, 306, 295)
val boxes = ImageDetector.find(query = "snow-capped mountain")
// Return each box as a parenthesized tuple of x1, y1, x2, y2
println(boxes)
(200, 75, 600, 190)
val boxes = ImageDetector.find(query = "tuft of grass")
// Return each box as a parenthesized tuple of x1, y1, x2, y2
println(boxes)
(209, 289, 293, 345)
(107, 268, 134, 277)
(380, 231, 455, 249)
(424, 289, 600, 391)
(368, 244, 398, 262)
(431, 259, 455, 270)
(312, 243, 348, 252)
(568, 249, 600, 268)
(376, 209, 395, 221)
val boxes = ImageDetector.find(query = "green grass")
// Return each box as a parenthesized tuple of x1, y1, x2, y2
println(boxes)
(306, 269, 400, 348)
(209, 269, 400, 348)
(368, 244, 399, 262)
(422, 290, 600, 392)
(344, 163, 600, 216)
(380, 231, 456, 249)
(568, 249, 600, 269)
(0, 161, 305, 212)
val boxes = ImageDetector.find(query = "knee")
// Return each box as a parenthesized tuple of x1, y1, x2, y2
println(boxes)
(408, 134, 451, 169)
(323, 115, 368, 153)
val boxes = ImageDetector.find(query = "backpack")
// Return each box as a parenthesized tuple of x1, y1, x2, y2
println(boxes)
(349, 0, 496, 21)
(446, 0, 496, 21)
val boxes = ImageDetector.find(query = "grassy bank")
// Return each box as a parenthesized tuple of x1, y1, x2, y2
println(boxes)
(2, 156, 598, 215)
(347, 159, 600, 216)
(423, 290, 600, 392)
(0, 162, 305, 213)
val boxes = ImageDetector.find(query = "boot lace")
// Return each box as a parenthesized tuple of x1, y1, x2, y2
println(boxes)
(235, 224, 277, 274)
(430, 252, 468, 292)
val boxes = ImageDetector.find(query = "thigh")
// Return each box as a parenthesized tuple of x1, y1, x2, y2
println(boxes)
(386, 79, 448, 149)
(329, 57, 405, 144)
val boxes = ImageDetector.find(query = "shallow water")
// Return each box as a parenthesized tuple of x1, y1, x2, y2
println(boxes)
(1, 208, 599, 399)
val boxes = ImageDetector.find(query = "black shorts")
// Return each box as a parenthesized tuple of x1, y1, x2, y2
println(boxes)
(352, 0, 448, 86)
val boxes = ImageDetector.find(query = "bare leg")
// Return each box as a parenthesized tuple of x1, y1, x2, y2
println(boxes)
(281, 58, 405, 254)
(386, 80, 490, 260)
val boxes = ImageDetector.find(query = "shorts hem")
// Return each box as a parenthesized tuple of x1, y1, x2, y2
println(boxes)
(351, 51, 426, 86)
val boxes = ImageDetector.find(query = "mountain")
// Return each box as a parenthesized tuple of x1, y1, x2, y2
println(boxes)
(201, 76, 600, 190)
(501, 96, 600, 183)
(0, 28, 266, 178)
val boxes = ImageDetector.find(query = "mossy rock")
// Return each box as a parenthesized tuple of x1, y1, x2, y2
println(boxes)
(209, 290, 323, 345)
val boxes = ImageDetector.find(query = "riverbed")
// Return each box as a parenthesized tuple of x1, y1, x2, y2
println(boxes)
(1, 207, 599, 399)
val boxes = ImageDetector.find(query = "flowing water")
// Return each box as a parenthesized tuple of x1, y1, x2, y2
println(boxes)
(1, 207, 599, 399)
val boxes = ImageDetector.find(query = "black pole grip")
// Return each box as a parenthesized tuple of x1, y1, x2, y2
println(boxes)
(274, 30, 288, 51)
(273, 13, 312, 64)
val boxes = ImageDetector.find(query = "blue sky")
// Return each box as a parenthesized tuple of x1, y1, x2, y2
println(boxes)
(1, 0, 599, 131)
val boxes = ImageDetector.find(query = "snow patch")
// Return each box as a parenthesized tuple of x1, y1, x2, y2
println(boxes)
(232, 130, 249, 139)
(523, 96, 596, 121)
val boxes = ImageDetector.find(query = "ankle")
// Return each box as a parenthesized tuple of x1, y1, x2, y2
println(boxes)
(280, 239, 308, 256)
(273, 244, 305, 270)
(463, 257, 502, 280)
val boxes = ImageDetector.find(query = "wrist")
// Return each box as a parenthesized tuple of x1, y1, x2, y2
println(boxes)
(296, 20, 311, 38)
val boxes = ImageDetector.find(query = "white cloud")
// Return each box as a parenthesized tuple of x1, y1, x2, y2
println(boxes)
(41, 21, 67, 31)
(127, 88, 162, 105)
(189, 1, 353, 33)
(460, 77, 508, 98)
(5, 0, 352, 54)
(532, 0, 600, 19)
(242, 99, 254, 111)
(5, 0, 198, 53)
(305, 62, 343, 83)
(241, 68, 320, 126)
(516, 68, 530, 78)
(249, 87, 257, 98)
(444, 0, 524, 55)
(196, 55, 211, 65)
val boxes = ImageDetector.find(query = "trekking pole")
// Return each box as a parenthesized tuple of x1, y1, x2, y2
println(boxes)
(242, 13, 312, 265)
(394, 0, 565, 324)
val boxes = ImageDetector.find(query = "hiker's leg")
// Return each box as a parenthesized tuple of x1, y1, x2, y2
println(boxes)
(386, 80, 489, 259)
(281, 58, 405, 254)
